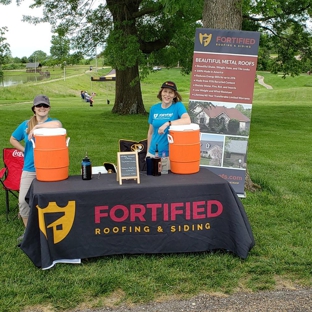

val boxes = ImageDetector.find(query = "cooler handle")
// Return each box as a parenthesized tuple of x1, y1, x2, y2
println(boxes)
(30, 138, 35, 148)
(66, 137, 70, 146)
(167, 134, 174, 144)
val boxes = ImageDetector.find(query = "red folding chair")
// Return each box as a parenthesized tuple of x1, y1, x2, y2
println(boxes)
(0, 148, 24, 220)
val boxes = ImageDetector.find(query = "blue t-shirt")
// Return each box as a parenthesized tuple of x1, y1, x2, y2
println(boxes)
(148, 102, 187, 156)
(11, 118, 54, 172)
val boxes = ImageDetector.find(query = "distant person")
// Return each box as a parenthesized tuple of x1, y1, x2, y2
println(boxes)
(147, 81, 191, 158)
(84, 92, 93, 106)
(90, 66, 92, 71)
(9, 95, 62, 240)
(84, 91, 90, 102)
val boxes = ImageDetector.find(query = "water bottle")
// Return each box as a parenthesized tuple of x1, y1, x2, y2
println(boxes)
(161, 151, 168, 174)
(81, 153, 92, 180)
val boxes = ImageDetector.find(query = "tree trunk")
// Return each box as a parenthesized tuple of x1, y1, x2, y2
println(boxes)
(202, 0, 259, 192)
(112, 66, 146, 115)
(107, 0, 146, 115)
(202, 0, 242, 30)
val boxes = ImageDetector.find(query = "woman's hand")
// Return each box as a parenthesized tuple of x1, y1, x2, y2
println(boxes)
(28, 126, 37, 140)
(158, 122, 170, 134)
(10, 136, 25, 153)
(27, 120, 62, 140)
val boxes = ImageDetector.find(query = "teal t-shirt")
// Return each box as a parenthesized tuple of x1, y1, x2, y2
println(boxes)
(11, 118, 54, 172)
(148, 102, 187, 156)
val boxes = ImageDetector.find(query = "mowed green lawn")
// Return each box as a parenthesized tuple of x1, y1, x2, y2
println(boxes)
(0, 68, 311, 311)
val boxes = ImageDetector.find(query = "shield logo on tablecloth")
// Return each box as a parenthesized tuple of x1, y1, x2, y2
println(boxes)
(37, 201, 76, 244)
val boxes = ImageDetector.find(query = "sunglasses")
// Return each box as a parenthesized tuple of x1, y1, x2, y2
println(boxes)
(35, 104, 50, 108)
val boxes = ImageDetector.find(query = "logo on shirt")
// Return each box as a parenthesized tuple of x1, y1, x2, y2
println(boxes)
(154, 113, 173, 119)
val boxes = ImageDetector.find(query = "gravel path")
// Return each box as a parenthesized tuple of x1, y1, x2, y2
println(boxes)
(257, 75, 273, 89)
(69, 288, 312, 312)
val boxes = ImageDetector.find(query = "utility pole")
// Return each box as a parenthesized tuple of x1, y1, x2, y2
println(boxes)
(34, 53, 37, 82)
(95, 46, 98, 72)
(63, 61, 66, 81)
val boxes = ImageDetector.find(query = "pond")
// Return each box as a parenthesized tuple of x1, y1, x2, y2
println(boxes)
(0, 75, 46, 87)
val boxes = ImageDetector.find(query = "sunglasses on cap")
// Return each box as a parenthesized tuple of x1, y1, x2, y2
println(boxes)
(35, 104, 50, 108)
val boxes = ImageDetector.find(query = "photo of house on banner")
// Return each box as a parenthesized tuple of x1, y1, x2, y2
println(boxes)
(188, 100, 252, 136)
(223, 136, 248, 169)
(200, 133, 224, 167)
(200, 134, 249, 170)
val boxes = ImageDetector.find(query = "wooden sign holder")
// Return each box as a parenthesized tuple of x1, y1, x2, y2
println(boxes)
(117, 151, 140, 185)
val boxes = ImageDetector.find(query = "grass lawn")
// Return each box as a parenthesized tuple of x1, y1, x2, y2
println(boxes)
(0, 67, 311, 311)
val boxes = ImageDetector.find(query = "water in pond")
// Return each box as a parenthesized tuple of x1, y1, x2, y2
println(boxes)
(0, 75, 45, 87)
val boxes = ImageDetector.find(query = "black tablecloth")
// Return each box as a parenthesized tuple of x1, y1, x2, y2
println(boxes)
(21, 168, 254, 269)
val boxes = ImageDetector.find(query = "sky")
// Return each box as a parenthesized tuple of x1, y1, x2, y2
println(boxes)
(0, 1, 52, 58)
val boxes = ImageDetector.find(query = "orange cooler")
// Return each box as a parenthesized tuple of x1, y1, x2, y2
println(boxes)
(32, 128, 69, 181)
(168, 123, 200, 174)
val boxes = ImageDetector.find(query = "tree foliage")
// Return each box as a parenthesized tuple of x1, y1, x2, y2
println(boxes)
(28, 50, 47, 63)
(227, 119, 240, 134)
(0, 26, 11, 75)
(241, 0, 312, 77)
(50, 35, 70, 63)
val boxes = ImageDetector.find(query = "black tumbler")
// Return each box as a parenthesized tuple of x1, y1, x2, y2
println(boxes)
(146, 157, 153, 175)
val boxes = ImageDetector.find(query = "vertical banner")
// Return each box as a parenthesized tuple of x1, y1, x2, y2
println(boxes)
(189, 28, 260, 196)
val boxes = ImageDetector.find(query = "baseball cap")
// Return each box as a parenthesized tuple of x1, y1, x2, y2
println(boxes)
(33, 95, 50, 107)
(161, 81, 177, 91)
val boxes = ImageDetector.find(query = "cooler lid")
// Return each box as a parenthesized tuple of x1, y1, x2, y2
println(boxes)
(34, 128, 66, 136)
(169, 123, 199, 131)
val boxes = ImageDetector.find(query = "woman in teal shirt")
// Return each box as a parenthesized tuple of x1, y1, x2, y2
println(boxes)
(147, 81, 191, 157)
(10, 95, 62, 238)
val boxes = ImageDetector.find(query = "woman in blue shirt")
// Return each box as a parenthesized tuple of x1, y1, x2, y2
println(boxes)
(147, 81, 191, 157)
(10, 95, 62, 238)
